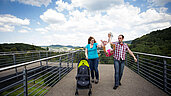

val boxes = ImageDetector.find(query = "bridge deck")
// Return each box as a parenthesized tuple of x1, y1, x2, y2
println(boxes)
(45, 64, 168, 96)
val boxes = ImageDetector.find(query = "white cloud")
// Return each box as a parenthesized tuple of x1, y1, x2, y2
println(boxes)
(42, 32, 89, 46)
(0, 14, 30, 32)
(56, 0, 74, 12)
(35, 28, 48, 34)
(22, 26, 32, 31)
(159, 7, 168, 13)
(71, 0, 124, 11)
(0, 25, 15, 32)
(147, 0, 171, 7)
(37, 22, 41, 25)
(40, 9, 66, 24)
(18, 29, 29, 33)
(11, 0, 52, 7)
(38, 2, 171, 46)
(17, 26, 32, 33)
(0, 14, 30, 25)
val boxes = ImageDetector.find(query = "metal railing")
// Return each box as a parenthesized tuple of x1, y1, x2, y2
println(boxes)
(0, 50, 80, 96)
(85, 50, 171, 95)
(125, 52, 171, 95)
(0, 51, 68, 77)
(0, 50, 170, 95)
(0, 51, 67, 68)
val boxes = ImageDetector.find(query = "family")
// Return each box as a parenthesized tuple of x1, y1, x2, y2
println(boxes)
(85, 32, 137, 90)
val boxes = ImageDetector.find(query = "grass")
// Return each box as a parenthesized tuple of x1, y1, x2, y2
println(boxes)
(1, 69, 69, 96)
(1, 75, 49, 96)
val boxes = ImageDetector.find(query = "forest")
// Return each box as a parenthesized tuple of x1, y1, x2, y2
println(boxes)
(0, 43, 45, 52)
(130, 27, 171, 57)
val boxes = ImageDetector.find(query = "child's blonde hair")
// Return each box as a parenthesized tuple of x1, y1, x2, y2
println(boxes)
(108, 32, 113, 38)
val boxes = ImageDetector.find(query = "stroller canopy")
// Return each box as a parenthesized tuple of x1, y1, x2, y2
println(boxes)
(78, 59, 89, 69)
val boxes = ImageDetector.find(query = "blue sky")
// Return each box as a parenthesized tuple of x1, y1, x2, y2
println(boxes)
(0, 0, 171, 46)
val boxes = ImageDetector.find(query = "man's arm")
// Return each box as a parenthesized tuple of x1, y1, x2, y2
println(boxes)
(128, 49, 137, 62)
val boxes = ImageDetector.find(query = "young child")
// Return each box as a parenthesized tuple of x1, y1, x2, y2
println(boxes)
(101, 32, 115, 57)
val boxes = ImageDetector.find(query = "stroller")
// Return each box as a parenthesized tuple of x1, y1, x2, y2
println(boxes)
(75, 58, 92, 96)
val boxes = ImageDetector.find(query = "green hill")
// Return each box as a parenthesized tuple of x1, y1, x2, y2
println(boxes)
(130, 27, 171, 56)
(0, 43, 45, 52)
(123, 40, 132, 44)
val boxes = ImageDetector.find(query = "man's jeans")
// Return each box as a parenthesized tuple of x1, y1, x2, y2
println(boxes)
(114, 59, 125, 86)
(88, 58, 99, 80)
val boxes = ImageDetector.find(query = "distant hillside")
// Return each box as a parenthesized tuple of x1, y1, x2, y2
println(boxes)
(123, 40, 132, 44)
(42, 45, 82, 48)
(130, 27, 171, 56)
(0, 43, 45, 52)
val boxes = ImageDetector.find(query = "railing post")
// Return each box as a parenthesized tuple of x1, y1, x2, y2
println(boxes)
(13, 54, 18, 76)
(77, 51, 80, 62)
(31, 53, 34, 61)
(67, 54, 69, 72)
(39, 52, 42, 66)
(46, 52, 48, 67)
(59, 57, 62, 80)
(163, 59, 167, 92)
(46, 51, 48, 57)
(23, 66, 28, 96)
(125, 52, 127, 66)
(137, 54, 139, 74)
(50, 51, 51, 56)
(72, 53, 74, 69)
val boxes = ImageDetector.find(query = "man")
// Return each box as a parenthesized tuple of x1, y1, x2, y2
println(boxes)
(112, 34, 137, 90)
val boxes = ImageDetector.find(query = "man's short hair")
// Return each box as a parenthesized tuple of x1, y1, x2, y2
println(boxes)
(119, 34, 124, 39)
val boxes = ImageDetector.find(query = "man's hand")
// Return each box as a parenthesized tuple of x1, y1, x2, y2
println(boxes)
(134, 57, 137, 62)
(86, 57, 88, 60)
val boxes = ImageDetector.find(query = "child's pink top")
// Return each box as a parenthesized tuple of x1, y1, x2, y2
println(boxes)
(105, 49, 114, 57)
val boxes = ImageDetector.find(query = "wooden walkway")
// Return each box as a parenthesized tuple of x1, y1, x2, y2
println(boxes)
(45, 64, 168, 96)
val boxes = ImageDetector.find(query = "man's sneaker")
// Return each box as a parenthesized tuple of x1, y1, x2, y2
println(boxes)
(95, 80, 99, 84)
(113, 86, 118, 90)
(119, 82, 121, 86)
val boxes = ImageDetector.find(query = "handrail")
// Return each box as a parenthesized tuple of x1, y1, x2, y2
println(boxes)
(0, 50, 78, 72)
(133, 51, 171, 59)
(0, 50, 55, 55)
(98, 50, 171, 59)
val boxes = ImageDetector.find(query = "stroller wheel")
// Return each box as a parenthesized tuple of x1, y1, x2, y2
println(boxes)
(88, 90, 92, 96)
(75, 91, 79, 96)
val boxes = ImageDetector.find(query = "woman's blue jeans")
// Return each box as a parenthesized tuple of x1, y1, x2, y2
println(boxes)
(88, 58, 99, 80)
(114, 59, 125, 86)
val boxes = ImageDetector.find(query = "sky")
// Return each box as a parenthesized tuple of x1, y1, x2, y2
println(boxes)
(0, 0, 171, 47)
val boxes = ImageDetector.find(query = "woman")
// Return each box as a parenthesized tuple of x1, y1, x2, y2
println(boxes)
(85, 36, 101, 84)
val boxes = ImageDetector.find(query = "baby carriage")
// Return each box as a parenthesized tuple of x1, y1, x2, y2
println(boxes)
(75, 58, 92, 96)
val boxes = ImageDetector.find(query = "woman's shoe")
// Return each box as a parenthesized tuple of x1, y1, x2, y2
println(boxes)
(91, 79, 94, 83)
(95, 80, 99, 84)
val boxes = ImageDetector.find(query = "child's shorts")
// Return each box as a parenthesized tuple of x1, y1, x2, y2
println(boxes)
(105, 49, 114, 57)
